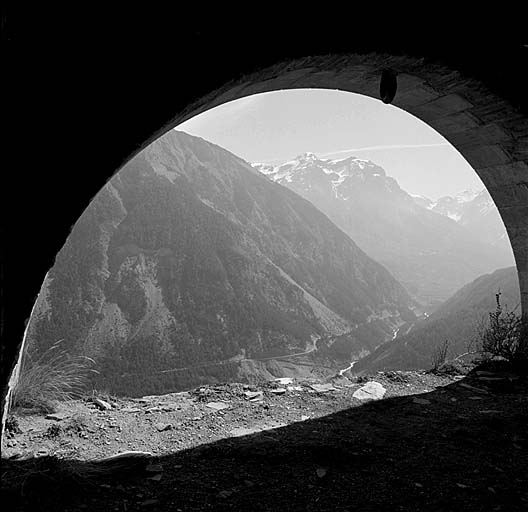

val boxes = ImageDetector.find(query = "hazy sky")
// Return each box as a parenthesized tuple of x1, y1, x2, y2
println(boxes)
(176, 89, 485, 200)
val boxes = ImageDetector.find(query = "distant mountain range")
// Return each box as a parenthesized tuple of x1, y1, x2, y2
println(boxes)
(410, 189, 513, 253)
(254, 154, 514, 310)
(410, 189, 480, 216)
(27, 132, 416, 395)
(353, 266, 521, 373)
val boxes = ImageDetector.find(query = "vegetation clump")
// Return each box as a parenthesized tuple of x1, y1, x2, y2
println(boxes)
(10, 340, 97, 414)
(430, 339, 450, 372)
(381, 371, 411, 383)
(478, 291, 527, 366)
(428, 291, 527, 375)
(5, 415, 22, 437)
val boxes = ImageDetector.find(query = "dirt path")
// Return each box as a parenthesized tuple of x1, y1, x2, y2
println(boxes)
(125, 337, 324, 378)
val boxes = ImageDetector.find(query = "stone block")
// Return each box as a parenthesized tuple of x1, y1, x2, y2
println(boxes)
(449, 124, 511, 147)
(431, 112, 480, 134)
(462, 144, 512, 168)
(393, 84, 440, 108)
(411, 94, 473, 119)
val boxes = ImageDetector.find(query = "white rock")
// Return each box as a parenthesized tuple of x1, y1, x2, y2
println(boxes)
(102, 450, 152, 462)
(121, 407, 141, 413)
(45, 412, 70, 421)
(244, 391, 263, 401)
(287, 385, 303, 392)
(93, 398, 112, 410)
(352, 381, 386, 401)
(206, 401, 230, 411)
(310, 383, 336, 393)
(230, 427, 261, 437)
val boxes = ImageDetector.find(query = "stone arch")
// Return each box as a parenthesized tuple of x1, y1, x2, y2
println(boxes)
(3, 51, 527, 429)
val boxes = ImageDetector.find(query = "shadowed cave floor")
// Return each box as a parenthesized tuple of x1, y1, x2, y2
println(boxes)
(2, 363, 527, 511)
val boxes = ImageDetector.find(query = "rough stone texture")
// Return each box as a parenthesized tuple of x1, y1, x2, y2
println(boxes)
(353, 381, 387, 401)
(3, 27, 527, 433)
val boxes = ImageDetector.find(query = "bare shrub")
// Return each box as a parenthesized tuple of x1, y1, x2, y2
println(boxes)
(478, 291, 525, 362)
(430, 339, 450, 371)
(10, 340, 98, 414)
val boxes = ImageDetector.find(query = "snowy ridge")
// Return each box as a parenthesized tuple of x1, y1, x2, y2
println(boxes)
(252, 153, 386, 188)
(412, 188, 491, 222)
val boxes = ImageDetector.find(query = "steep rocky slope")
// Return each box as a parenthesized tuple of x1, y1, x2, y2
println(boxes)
(27, 132, 415, 395)
(354, 266, 521, 373)
(254, 155, 513, 310)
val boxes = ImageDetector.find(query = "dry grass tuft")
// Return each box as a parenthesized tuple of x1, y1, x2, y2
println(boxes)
(10, 340, 98, 414)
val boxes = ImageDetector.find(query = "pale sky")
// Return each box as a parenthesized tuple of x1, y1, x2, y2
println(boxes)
(176, 89, 485, 200)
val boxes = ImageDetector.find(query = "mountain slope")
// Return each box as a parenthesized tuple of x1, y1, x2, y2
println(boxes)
(353, 266, 521, 372)
(254, 155, 514, 310)
(28, 131, 416, 395)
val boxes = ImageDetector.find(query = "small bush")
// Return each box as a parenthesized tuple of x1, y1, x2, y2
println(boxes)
(478, 292, 526, 363)
(432, 360, 471, 376)
(382, 371, 410, 383)
(10, 341, 98, 414)
(430, 339, 450, 371)
(355, 374, 373, 384)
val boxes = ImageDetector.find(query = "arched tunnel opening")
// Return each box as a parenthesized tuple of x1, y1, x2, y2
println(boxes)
(5, 41, 528, 512)
(9, 87, 521, 400)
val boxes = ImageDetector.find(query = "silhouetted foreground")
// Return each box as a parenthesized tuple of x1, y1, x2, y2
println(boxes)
(2, 363, 527, 511)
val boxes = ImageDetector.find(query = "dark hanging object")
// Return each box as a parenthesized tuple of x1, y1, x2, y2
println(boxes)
(380, 69, 397, 104)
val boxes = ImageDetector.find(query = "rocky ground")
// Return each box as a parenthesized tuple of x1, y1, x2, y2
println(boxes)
(2, 362, 527, 511)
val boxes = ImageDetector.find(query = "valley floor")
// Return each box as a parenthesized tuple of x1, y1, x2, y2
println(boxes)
(2, 364, 527, 511)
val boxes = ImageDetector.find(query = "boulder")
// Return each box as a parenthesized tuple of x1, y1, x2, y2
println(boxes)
(352, 381, 386, 401)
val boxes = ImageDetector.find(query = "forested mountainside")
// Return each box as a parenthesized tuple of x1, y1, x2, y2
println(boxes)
(255, 155, 513, 310)
(27, 131, 416, 396)
(353, 266, 520, 373)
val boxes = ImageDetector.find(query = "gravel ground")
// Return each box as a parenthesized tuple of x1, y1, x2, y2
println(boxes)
(2, 364, 527, 511)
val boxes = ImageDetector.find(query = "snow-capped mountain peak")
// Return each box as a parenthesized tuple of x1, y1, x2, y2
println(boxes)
(252, 151, 513, 310)
(252, 154, 387, 186)
(295, 151, 319, 161)
(418, 188, 487, 221)
(456, 188, 481, 202)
